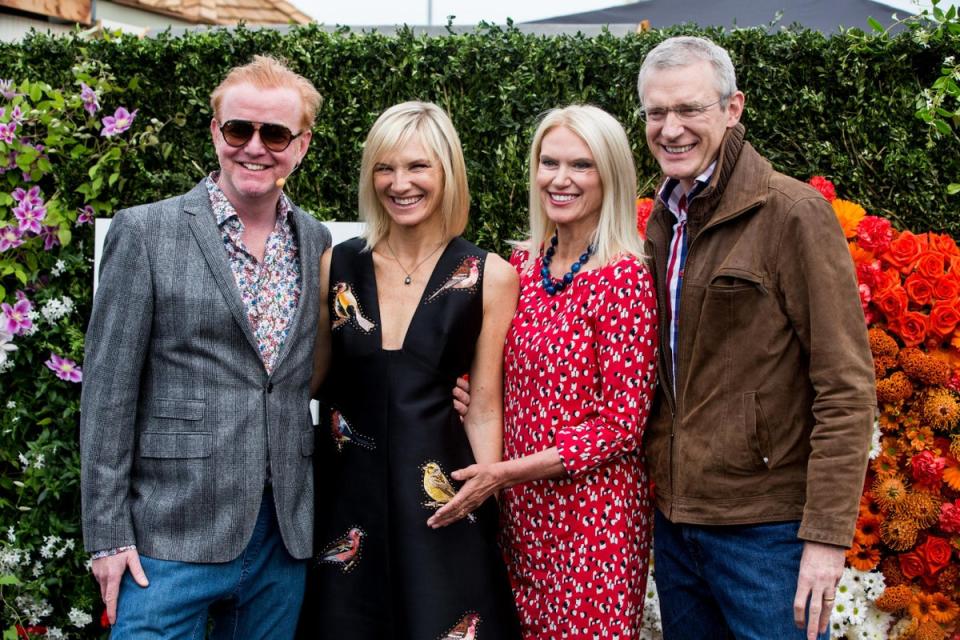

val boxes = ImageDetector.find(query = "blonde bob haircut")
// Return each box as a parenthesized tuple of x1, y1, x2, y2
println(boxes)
(524, 104, 644, 270)
(359, 101, 469, 251)
(210, 55, 323, 131)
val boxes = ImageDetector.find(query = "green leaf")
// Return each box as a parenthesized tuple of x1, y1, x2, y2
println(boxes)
(58, 227, 72, 247)
(0, 574, 21, 585)
(867, 17, 884, 32)
(948, 183, 960, 195)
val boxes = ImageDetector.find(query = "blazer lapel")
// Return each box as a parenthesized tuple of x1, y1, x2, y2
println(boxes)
(183, 181, 261, 359)
(271, 206, 315, 373)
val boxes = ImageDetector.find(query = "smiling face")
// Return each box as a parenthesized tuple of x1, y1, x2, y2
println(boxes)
(535, 125, 603, 232)
(641, 59, 743, 193)
(210, 82, 311, 210)
(372, 136, 443, 231)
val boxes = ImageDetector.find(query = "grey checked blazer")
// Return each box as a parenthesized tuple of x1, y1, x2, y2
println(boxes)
(80, 180, 331, 562)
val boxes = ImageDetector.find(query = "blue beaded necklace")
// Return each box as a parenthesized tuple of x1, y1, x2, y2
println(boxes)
(541, 232, 595, 295)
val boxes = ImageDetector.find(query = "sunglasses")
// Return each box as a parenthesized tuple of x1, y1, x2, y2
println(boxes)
(218, 119, 304, 152)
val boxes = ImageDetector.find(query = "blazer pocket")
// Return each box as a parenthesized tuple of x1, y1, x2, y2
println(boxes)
(300, 429, 316, 457)
(140, 431, 213, 459)
(152, 398, 205, 420)
(708, 268, 767, 293)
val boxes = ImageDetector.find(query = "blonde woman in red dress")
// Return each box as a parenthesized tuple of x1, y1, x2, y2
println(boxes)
(429, 105, 659, 638)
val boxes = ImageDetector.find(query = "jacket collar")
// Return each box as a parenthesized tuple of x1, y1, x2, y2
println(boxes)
(686, 123, 772, 233)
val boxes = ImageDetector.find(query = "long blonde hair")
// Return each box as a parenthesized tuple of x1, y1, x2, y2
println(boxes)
(524, 105, 644, 269)
(358, 101, 469, 250)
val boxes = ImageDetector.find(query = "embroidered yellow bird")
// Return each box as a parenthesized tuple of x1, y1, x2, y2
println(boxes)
(427, 256, 480, 301)
(422, 462, 475, 523)
(332, 282, 375, 332)
(441, 613, 480, 640)
(319, 527, 363, 572)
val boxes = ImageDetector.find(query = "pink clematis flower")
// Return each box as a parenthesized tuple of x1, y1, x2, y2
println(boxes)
(0, 79, 16, 101)
(80, 82, 100, 116)
(13, 201, 45, 235)
(9, 105, 22, 125)
(76, 205, 95, 225)
(12, 186, 42, 208)
(39, 225, 59, 250)
(45, 352, 82, 382)
(0, 225, 22, 251)
(100, 107, 137, 137)
(0, 122, 16, 144)
(1, 293, 32, 335)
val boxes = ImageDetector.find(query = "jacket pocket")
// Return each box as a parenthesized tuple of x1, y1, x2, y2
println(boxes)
(300, 429, 316, 457)
(743, 392, 772, 469)
(139, 431, 212, 458)
(151, 398, 204, 420)
(708, 268, 766, 293)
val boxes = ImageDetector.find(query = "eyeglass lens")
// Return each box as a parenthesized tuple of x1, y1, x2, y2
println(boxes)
(221, 120, 296, 151)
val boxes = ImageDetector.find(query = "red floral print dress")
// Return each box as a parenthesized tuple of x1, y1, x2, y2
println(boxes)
(501, 249, 658, 639)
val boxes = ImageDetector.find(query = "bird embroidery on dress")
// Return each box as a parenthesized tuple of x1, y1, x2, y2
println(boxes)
(332, 282, 375, 332)
(421, 462, 475, 523)
(319, 526, 364, 572)
(330, 409, 375, 452)
(440, 612, 480, 640)
(427, 256, 480, 302)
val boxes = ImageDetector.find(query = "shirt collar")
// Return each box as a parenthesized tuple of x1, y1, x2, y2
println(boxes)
(657, 161, 717, 220)
(205, 172, 293, 227)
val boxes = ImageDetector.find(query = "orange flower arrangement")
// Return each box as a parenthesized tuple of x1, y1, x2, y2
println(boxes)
(815, 174, 960, 637)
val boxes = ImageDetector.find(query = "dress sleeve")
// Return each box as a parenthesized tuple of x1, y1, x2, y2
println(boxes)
(555, 259, 659, 477)
(509, 247, 529, 273)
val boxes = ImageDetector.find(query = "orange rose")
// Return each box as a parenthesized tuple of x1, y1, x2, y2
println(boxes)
(905, 272, 935, 306)
(934, 273, 960, 301)
(917, 535, 953, 575)
(917, 252, 947, 279)
(891, 310, 929, 347)
(874, 285, 909, 321)
(883, 231, 927, 273)
(873, 268, 902, 295)
(930, 302, 960, 339)
(930, 232, 960, 257)
(899, 550, 927, 578)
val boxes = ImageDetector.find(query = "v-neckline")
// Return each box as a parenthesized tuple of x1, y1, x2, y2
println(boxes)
(367, 238, 456, 352)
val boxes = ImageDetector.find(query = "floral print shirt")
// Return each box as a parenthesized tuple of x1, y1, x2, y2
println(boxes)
(205, 174, 301, 374)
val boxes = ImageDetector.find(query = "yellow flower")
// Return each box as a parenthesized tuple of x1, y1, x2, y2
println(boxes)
(832, 199, 867, 238)
(923, 387, 960, 431)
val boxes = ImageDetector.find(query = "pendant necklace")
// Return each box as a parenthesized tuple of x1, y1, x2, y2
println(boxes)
(385, 238, 444, 285)
(541, 231, 594, 296)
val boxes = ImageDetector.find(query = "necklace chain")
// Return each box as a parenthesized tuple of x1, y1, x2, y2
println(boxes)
(385, 238, 444, 285)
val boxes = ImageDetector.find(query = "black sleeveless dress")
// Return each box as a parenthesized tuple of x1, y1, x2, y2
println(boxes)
(310, 236, 521, 639)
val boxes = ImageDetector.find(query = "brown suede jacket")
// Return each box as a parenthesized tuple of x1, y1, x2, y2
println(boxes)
(644, 124, 876, 547)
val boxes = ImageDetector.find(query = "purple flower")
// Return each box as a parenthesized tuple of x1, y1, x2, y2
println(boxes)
(76, 205, 95, 225)
(1, 294, 32, 335)
(12, 186, 42, 208)
(80, 82, 100, 116)
(39, 225, 59, 250)
(0, 122, 16, 144)
(0, 225, 22, 251)
(0, 79, 15, 101)
(45, 352, 82, 383)
(100, 107, 137, 137)
(13, 202, 45, 235)
(9, 105, 22, 125)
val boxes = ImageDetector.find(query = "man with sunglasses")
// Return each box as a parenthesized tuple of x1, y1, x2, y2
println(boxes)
(637, 37, 875, 639)
(80, 55, 331, 638)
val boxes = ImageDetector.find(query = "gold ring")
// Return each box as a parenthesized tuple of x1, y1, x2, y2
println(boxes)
(823, 597, 836, 602)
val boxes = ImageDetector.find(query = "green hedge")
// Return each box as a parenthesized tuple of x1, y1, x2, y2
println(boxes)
(2, 23, 957, 248)
(0, 22, 957, 638)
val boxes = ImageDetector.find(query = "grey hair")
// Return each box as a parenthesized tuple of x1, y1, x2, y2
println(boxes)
(637, 36, 738, 104)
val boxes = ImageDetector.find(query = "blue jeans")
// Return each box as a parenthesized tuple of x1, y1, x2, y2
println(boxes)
(111, 490, 306, 639)
(653, 509, 829, 640)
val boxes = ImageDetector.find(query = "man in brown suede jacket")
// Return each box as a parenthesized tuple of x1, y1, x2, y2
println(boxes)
(638, 36, 875, 640)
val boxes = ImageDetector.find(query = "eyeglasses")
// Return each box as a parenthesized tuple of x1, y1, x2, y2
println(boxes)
(217, 119, 304, 152)
(639, 98, 726, 123)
